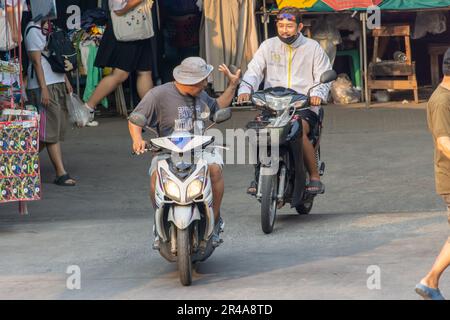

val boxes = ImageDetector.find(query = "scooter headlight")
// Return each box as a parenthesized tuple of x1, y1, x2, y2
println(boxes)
(160, 169, 181, 201)
(186, 168, 206, 202)
(187, 179, 203, 201)
(266, 95, 292, 112)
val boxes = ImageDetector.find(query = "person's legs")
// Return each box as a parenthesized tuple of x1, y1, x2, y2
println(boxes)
(301, 119, 320, 182)
(86, 68, 130, 109)
(39, 142, 46, 153)
(136, 71, 153, 99)
(46, 142, 75, 185)
(209, 164, 224, 223)
(419, 196, 450, 291)
(420, 240, 450, 289)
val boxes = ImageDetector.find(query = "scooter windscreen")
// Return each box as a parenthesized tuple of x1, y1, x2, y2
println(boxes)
(252, 87, 308, 111)
(151, 135, 214, 153)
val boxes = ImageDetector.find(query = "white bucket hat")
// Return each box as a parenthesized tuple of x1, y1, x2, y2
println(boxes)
(173, 57, 214, 85)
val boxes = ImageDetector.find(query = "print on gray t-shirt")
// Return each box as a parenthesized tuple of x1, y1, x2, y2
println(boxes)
(131, 82, 219, 137)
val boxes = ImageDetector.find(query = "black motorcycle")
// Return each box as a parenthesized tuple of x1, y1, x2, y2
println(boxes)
(245, 70, 337, 234)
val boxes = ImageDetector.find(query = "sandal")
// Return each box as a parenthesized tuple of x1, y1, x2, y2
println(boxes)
(247, 180, 257, 195)
(54, 173, 76, 187)
(306, 179, 324, 195)
(415, 283, 445, 300)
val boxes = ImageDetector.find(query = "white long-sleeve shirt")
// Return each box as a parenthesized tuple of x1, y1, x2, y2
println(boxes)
(238, 33, 332, 113)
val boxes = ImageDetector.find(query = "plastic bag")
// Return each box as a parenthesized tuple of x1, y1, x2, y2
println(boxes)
(66, 93, 90, 127)
(29, 0, 57, 21)
(330, 74, 360, 104)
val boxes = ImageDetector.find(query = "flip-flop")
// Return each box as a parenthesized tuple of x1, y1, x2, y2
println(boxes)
(415, 283, 445, 300)
(306, 180, 325, 195)
(415, 283, 446, 300)
(54, 173, 76, 187)
(247, 181, 257, 195)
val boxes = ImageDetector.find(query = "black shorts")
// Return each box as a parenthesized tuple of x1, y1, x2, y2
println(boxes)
(94, 24, 153, 73)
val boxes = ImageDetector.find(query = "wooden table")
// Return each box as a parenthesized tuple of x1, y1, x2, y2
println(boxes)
(428, 44, 450, 88)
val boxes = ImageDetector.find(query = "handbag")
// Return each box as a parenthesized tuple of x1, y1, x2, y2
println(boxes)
(0, 5, 22, 51)
(110, 0, 154, 42)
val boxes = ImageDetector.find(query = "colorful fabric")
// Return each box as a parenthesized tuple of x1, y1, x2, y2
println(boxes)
(83, 44, 108, 108)
(276, 0, 319, 9)
(322, 0, 382, 10)
(278, 0, 450, 11)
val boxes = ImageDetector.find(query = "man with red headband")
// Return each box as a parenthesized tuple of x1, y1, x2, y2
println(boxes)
(238, 6, 332, 195)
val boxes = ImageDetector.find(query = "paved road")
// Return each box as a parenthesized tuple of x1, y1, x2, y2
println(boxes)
(1, 104, 449, 299)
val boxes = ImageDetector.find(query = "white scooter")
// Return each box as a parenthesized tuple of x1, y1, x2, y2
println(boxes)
(130, 108, 232, 286)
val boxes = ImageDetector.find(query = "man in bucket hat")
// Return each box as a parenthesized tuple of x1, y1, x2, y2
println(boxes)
(128, 57, 241, 247)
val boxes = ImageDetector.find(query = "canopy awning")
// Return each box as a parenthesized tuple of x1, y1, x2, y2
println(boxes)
(276, 0, 450, 11)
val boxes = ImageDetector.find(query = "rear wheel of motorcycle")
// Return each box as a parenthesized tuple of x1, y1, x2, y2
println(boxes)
(260, 174, 278, 234)
(296, 201, 314, 215)
(177, 228, 192, 286)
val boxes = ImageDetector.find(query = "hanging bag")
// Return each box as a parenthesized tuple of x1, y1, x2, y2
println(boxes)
(0, 1, 22, 51)
(110, 0, 154, 42)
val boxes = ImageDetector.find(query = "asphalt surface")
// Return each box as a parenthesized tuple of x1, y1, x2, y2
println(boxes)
(1, 103, 449, 299)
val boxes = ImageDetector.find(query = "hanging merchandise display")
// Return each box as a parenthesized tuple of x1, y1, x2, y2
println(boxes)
(0, 59, 21, 106)
(0, 109, 41, 203)
(0, 2, 22, 51)
(1, 0, 42, 211)
(200, 0, 259, 93)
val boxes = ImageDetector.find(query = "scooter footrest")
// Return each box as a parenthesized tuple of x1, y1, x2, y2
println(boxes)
(319, 162, 325, 176)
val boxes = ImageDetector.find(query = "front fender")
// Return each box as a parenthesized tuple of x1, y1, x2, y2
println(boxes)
(168, 206, 201, 230)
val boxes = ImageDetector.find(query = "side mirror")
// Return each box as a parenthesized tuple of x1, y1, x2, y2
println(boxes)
(213, 108, 232, 124)
(320, 70, 338, 84)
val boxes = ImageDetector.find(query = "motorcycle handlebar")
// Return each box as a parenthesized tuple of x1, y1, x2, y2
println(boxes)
(232, 100, 253, 107)
(131, 141, 160, 156)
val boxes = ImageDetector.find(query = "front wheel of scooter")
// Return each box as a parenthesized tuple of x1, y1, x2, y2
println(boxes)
(260, 174, 278, 234)
(177, 228, 192, 286)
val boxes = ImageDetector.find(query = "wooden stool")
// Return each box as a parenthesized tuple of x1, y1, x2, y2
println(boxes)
(368, 25, 419, 104)
(428, 44, 449, 88)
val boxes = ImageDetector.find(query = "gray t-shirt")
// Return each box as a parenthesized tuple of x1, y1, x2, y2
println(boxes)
(131, 82, 219, 137)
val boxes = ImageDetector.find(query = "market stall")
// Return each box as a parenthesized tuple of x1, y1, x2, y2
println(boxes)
(1, 0, 41, 214)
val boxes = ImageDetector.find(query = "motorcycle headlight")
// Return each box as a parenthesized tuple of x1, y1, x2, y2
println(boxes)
(266, 95, 292, 112)
(186, 168, 206, 202)
(187, 179, 203, 201)
(160, 169, 181, 201)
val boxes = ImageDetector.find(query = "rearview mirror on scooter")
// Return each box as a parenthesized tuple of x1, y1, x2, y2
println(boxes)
(320, 70, 338, 84)
(306, 69, 337, 99)
(213, 108, 232, 124)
